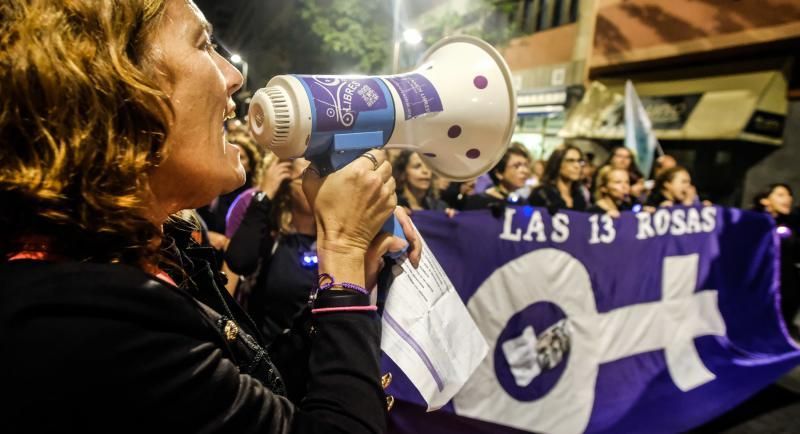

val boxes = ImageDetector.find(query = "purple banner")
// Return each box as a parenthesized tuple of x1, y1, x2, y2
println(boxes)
(386, 73, 443, 120)
(299, 76, 388, 132)
(383, 206, 800, 433)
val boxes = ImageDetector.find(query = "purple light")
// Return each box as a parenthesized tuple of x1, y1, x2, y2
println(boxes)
(776, 225, 793, 239)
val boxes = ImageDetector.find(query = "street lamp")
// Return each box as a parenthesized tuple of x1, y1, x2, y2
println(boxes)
(392, 28, 423, 73)
(403, 28, 423, 45)
(230, 53, 248, 91)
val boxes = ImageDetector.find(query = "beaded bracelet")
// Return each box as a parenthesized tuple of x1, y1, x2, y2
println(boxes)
(310, 274, 374, 315)
(318, 281, 369, 295)
(315, 273, 369, 295)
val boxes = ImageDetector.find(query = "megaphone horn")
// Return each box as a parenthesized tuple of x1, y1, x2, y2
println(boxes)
(249, 35, 517, 181)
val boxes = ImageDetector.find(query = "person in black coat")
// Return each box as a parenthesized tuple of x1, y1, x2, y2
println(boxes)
(528, 145, 588, 213)
(0, 1, 420, 432)
(225, 157, 319, 344)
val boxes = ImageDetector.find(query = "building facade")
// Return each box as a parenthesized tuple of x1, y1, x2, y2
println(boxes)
(502, 0, 800, 206)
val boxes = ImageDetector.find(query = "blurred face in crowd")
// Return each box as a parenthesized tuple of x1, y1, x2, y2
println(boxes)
(655, 154, 677, 177)
(532, 160, 545, 179)
(611, 148, 633, 171)
(405, 152, 432, 193)
(289, 158, 312, 214)
(497, 153, 531, 191)
(559, 149, 584, 183)
(663, 170, 692, 203)
(148, 0, 245, 214)
(460, 178, 477, 196)
(582, 162, 597, 183)
(603, 169, 630, 202)
(433, 175, 451, 193)
(761, 185, 793, 217)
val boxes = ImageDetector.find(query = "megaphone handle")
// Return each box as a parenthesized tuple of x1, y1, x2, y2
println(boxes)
(381, 214, 408, 259)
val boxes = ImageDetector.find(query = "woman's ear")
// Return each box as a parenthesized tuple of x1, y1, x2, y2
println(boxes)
(760, 197, 771, 210)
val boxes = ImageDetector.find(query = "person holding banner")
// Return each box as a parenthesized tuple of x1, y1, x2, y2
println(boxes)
(463, 143, 533, 210)
(0, 0, 420, 432)
(645, 166, 695, 208)
(601, 146, 646, 201)
(588, 166, 633, 217)
(752, 183, 795, 225)
(528, 145, 588, 212)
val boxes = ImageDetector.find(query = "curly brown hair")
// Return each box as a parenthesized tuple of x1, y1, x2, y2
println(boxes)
(0, 0, 171, 264)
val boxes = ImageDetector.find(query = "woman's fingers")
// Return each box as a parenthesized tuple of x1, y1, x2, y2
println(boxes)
(350, 149, 387, 173)
(364, 232, 396, 290)
(375, 160, 392, 182)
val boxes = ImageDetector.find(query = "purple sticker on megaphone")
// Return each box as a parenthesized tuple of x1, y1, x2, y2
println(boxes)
(300, 76, 388, 132)
(386, 73, 443, 120)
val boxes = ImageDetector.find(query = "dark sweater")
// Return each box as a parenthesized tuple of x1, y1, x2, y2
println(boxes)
(0, 235, 386, 433)
(528, 183, 588, 213)
(225, 194, 318, 344)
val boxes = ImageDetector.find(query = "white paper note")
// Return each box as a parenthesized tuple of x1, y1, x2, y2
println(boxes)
(380, 228, 489, 411)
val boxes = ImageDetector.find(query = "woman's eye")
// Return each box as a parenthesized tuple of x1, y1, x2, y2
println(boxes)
(201, 35, 218, 52)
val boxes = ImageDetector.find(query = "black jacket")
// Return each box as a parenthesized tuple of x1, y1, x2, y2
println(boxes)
(528, 183, 588, 213)
(225, 195, 318, 344)
(0, 235, 387, 433)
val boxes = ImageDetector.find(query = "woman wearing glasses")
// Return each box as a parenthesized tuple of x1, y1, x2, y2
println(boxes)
(529, 145, 589, 212)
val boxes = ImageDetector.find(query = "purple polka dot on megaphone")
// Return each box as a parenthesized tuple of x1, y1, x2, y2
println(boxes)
(466, 149, 481, 159)
(474, 75, 488, 89)
(423, 153, 437, 158)
(448, 125, 462, 138)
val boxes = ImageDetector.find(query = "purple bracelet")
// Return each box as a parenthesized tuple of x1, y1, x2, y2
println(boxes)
(314, 273, 369, 295)
(318, 281, 369, 295)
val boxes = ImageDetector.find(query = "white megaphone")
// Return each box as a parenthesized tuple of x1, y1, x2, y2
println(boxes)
(248, 35, 516, 181)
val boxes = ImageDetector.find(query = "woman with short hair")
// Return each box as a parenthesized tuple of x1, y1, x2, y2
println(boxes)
(463, 143, 532, 210)
(588, 166, 633, 217)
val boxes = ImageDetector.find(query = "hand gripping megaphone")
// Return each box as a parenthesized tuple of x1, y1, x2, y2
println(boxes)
(248, 35, 516, 243)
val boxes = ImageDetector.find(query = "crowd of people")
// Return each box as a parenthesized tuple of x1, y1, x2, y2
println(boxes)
(199, 124, 800, 345)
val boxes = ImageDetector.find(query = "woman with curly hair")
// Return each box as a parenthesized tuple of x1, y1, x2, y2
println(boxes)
(0, 0, 418, 432)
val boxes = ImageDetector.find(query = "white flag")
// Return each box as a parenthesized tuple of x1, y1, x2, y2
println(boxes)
(624, 80, 660, 178)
